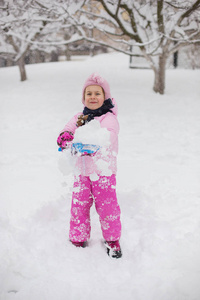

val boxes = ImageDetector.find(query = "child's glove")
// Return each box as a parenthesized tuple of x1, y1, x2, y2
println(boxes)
(76, 114, 89, 127)
(57, 131, 74, 149)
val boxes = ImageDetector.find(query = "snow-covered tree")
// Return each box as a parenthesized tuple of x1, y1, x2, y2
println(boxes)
(0, 0, 84, 81)
(1, 0, 199, 92)
(80, 0, 200, 94)
(0, 0, 45, 80)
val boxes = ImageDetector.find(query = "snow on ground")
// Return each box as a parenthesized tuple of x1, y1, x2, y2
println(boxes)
(0, 52, 200, 300)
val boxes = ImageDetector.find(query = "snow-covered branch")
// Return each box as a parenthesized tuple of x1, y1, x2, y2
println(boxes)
(4, 31, 84, 47)
(177, 0, 200, 26)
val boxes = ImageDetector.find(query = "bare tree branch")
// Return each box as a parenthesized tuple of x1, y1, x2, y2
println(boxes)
(177, 0, 200, 26)
(157, 0, 165, 35)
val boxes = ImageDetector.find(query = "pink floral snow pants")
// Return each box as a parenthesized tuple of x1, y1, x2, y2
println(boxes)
(69, 174, 121, 243)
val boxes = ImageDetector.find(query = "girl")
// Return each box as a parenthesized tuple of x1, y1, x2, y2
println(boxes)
(57, 73, 122, 258)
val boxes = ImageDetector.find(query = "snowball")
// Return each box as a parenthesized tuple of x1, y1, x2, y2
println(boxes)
(96, 159, 112, 177)
(73, 120, 110, 147)
(89, 173, 99, 182)
(58, 147, 75, 176)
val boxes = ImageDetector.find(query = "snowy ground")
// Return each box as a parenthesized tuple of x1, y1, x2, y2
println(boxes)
(0, 53, 200, 300)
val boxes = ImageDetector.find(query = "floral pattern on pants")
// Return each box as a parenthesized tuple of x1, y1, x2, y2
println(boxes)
(69, 174, 121, 242)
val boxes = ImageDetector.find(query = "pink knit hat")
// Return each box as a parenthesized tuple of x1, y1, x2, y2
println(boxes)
(82, 73, 111, 103)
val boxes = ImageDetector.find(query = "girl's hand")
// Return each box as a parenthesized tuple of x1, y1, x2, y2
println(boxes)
(57, 131, 74, 149)
(76, 114, 88, 127)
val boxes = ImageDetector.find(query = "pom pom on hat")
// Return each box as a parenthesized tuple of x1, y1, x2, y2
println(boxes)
(82, 73, 111, 103)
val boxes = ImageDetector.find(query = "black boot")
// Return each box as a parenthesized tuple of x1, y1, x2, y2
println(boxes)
(104, 241, 122, 258)
(71, 241, 88, 248)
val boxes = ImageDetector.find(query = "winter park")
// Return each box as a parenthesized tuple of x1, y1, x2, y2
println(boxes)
(0, 1, 200, 300)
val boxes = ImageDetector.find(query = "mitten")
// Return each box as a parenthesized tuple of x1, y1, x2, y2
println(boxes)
(57, 131, 74, 149)
(76, 114, 89, 127)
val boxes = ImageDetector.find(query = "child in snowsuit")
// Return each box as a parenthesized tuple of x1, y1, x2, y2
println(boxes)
(57, 73, 122, 258)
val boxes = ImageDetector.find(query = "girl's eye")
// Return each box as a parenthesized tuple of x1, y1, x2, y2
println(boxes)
(86, 92, 101, 96)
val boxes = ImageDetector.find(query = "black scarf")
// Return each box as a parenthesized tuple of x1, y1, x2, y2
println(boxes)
(83, 98, 114, 122)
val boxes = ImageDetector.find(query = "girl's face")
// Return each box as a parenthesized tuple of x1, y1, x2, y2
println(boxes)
(84, 85, 105, 110)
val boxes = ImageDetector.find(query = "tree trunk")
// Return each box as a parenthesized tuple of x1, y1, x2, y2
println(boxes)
(18, 55, 27, 81)
(65, 45, 71, 61)
(153, 54, 167, 94)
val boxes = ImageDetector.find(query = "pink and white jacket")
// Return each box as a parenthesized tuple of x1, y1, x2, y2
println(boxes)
(61, 98, 119, 176)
